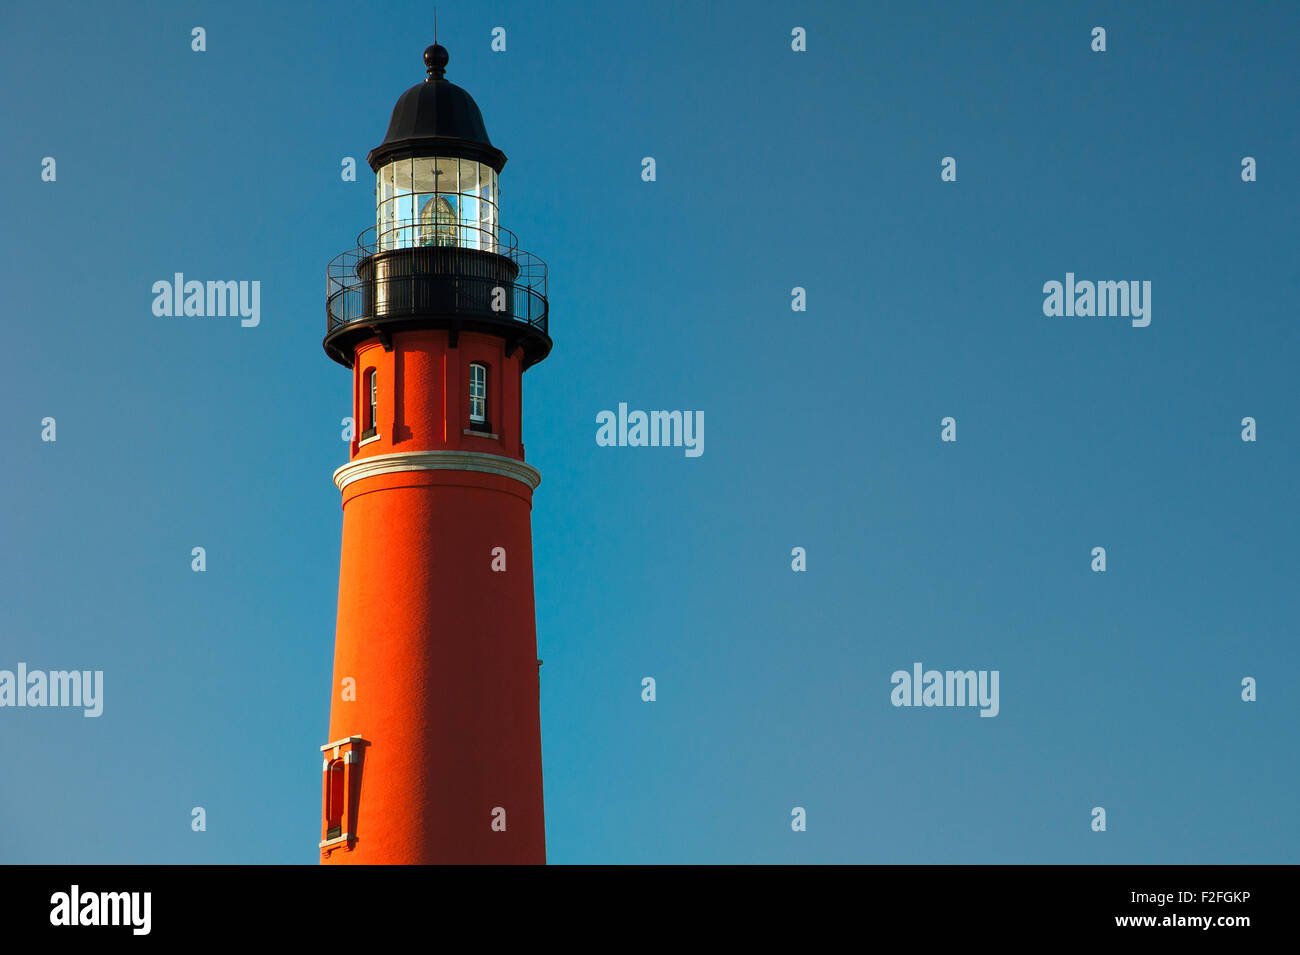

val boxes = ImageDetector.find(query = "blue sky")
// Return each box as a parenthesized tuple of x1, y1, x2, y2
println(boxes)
(1, 0, 1297, 863)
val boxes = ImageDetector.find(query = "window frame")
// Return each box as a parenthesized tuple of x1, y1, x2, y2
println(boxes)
(469, 362, 489, 431)
(360, 368, 379, 442)
(324, 759, 345, 840)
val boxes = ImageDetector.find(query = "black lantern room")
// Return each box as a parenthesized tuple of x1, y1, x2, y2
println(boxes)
(325, 44, 550, 369)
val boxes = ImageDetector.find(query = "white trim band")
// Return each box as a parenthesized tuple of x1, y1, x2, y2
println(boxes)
(333, 450, 541, 492)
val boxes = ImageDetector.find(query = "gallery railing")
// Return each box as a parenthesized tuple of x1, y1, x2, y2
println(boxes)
(326, 220, 548, 339)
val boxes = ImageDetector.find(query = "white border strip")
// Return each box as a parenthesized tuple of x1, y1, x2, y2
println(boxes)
(333, 450, 542, 492)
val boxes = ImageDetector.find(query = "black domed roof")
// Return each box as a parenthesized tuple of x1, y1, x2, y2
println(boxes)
(366, 44, 508, 173)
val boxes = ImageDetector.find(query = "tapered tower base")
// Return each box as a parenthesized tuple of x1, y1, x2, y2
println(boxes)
(321, 461, 545, 865)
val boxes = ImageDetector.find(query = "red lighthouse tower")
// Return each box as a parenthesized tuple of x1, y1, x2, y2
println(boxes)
(319, 43, 551, 865)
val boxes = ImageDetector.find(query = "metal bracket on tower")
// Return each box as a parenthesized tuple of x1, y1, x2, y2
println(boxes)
(370, 326, 394, 351)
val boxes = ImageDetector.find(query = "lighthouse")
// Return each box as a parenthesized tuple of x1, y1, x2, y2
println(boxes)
(319, 43, 551, 865)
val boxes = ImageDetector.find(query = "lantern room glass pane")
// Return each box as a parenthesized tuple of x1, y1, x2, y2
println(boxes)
(459, 159, 480, 195)
(460, 195, 479, 244)
(435, 157, 458, 196)
(376, 164, 395, 246)
(395, 193, 416, 244)
(412, 157, 438, 195)
(479, 195, 495, 251)
(393, 159, 413, 197)
(419, 195, 459, 247)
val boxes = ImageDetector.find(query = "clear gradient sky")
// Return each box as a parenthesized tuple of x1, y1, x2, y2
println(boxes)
(1, 0, 1297, 864)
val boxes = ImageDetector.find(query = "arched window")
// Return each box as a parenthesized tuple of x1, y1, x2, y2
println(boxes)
(469, 363, 488, 429)
(361, 368, 378, 440)
(420, 195, 458, 247)
(325, 760, 345, 841)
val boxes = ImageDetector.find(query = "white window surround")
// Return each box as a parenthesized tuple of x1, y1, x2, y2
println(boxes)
(320, 735, 368, 754)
